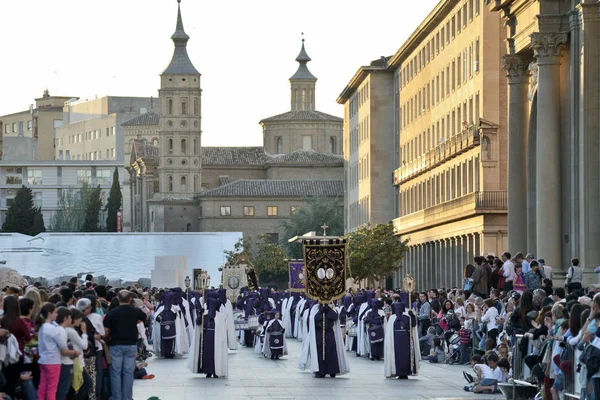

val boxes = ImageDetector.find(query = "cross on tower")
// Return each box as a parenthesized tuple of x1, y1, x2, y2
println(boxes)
(321, 223, 329, 236)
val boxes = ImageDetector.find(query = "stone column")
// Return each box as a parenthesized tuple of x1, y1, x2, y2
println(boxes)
(577, 3, 600, 283)
(502, 54, 530, 253)
(530, 32, 568, 268)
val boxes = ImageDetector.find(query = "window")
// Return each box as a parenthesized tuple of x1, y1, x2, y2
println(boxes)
(168, 176, 173, 192)
(111, 127, 115, 136)
(463, 4, 468, 26)
(106, 128, 110, 137)
(463, 50, 467, 82)
(290, 206, 299, 215)
(267, 206, 278, 216)
(6, 189, 17, 207)
(302, 135, 312, 150)
(77, 169, 91, 184)
(12, 123, 16, 133)
(111, 148, 116, 158)
(469, 45, 473, 78)
(27, 120, 32, 130)
(5, 167, 23, 184)
(475, 0, 480, 15)
(457, 11, 462, 33)
(66, 150, 70, 160)
(452, 61, 456, 90)
(152, 138, 159, 147)
(168, 98, 173, 115)
(441, 28, 445, 49)
(194, 98, 199, 116)
(330, 137, 336, 154)
(452, 16, 456, 37)
(3, 124, 8, 134)
(469, 0, 474, 20)
(276, 137, 283, 153)
(220, 206, 231, 216)
(168, 138, 173, 154)
(33, 192, 42, 208)
(243, 206, 255, 216)
(181, 139, 187, 154)
(106, 149, 110, 159)
(181, 100, 187, 115)
(58, 150, 63, 160)
(457, 55, 461, 87)
(193, 137, 199, 155)
(194, 175, 198, 192)
(96, 169, 111, 185)
(28, 169, 42, 185)
(181, 176, 187, 192)
(475, 39, 480, 72)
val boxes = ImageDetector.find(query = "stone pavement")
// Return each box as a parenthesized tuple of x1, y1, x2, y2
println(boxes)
(133, 339, 501, 400)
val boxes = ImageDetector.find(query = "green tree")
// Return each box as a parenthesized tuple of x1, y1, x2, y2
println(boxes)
(81, 185, 102, 232)
(281, 197, 343, 259)
(346, 222, 409, 285)
(223, 236, 253, 266)
(30, 210, 46, 236)
(49, 183, 93, 232)
(105, 167, 122, 232)
(254, 234, 288, 289)
(2, 186, 39, 235)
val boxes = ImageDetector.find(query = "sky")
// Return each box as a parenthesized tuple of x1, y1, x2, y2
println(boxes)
(0, 0, 440, 147)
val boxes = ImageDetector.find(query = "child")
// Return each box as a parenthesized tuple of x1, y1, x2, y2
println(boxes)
(464, 354, 499, 394)
(458, 317, 471, 364)
(134, 355, 155, 380)
(36, 303, 80, 400)
(56, 308, 75, 400)
(69, 308, 92, 400)
(419, 326, 436, 358)
(550, 321, 569, 400)
(428, 338, 445, 364)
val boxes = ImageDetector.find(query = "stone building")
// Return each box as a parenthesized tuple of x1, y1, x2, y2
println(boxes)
(489, 0, 600, 280)
(125, 2, 344, 244)
(339, 0, 509, 290)
(0, 90, 77, 161)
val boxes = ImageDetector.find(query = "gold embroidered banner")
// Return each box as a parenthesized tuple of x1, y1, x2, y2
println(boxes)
(302, 239, 347, 304)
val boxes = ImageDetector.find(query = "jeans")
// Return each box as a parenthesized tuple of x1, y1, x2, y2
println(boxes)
(109, 345, 137, 400)
(20, 378, 38, 400)
(56, 364, 73, 400)
(95, 350, 103, 400)
(459, 343, 470, 364)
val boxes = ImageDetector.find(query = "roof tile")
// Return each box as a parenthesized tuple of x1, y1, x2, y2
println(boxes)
(199, 179, 343, 198)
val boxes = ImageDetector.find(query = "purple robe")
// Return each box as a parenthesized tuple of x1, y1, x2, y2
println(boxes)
(313, 305, 341, 376)
(391, 302, 417, 377)
(196, 297, 219, 375)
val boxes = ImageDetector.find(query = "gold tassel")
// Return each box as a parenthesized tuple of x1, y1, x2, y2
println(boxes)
(322, 311, 326, 361)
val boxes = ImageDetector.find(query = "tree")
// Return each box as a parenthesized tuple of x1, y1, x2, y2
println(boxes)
(106, 167, 122, 232)
(346, 222, 409, 286)
(30, 211, 46, 236)
(223, 236, 253, 266)
(254, 234, 288, 289)
(1, 186, 44, 235)
(281, 197, 343, 259)
(81, 185, 102, 232)
(49, 183, 93, 232)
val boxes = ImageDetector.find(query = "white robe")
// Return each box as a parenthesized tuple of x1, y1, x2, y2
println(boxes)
(383, 311, 420, 378)
(298, 304, 350, 375)
(283, 298, 294, 338)
(188, 298, 229, 377)
(356, 302, 369, 356)
(294, 298, 306, 339)
(221, 300, 238, 350)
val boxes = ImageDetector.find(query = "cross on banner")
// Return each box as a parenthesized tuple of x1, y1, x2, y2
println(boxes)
(321, 223, 329, 236)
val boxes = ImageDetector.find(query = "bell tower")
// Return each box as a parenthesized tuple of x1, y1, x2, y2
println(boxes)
(289, 36, 317, 111)
(157, 0, 202, 199)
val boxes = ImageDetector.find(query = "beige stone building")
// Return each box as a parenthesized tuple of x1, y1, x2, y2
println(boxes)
(339, 0, 509, 291)
(125, 2, 344, 245)
(0, 90, 76, 161)
(489, 0, 600, 281)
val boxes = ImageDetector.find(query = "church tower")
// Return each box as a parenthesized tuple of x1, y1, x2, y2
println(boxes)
(157, 0, 202, 198)
(150, 0, 202, 232)
(289, 38, 317, 111)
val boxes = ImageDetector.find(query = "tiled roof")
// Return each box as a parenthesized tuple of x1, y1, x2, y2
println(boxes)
(122, 112, 159, 127)
(199, 179, 343, 198)
(201, 147, 270, 165)
(260, 110, 342, 123)
(219, 176, 232, 186)
(267, 149, 343, 164)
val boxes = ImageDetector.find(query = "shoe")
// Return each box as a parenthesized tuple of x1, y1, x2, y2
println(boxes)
(463, 371, 474, 384)
(330, 374, 336, 378)
(213, 374, 219, 378)
(206, 373, 212, 378)
(397, 376, 408, 379)
(141, 374, 155, 380)
(463, 386, 472, 392)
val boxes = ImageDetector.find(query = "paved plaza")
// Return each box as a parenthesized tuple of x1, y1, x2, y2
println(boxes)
(133, 339, 499, 400)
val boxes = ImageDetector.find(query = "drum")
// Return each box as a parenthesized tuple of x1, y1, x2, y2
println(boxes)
(347, 326, 358, 337)
(269, 331, 284, 349)
(247, 315, 260, 330)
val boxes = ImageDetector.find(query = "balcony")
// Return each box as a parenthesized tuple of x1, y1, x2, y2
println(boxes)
(393, 190, 507, 235)
(393, 124, 480, 186)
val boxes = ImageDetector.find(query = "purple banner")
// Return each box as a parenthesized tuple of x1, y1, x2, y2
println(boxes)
(289, 260, 306, 292)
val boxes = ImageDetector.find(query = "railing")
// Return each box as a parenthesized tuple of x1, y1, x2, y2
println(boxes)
(393, 124, 481, 185)
(475, 191, 508, 209)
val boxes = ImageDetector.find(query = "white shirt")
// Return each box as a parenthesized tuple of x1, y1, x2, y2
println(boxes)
(480, 307, 499, 331)
(60, 327, 88, 365)
(493, 366, 506, 382)
(474, 363, 497, 380)
(87, 312, 105, 351)
(502, 260, 515, 282)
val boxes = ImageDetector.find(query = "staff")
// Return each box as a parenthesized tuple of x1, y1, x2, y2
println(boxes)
(199, 270, 209, 369)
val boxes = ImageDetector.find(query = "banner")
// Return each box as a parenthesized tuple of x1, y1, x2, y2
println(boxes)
(302, 239, 347, 304)
(288, 260, 305, 292)
(247, 269, 259, 291)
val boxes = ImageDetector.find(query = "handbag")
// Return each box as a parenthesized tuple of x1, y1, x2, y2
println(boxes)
(72, 361, 84, 392)
(497, 268, 506, 290)
(464, 279, 473, 291)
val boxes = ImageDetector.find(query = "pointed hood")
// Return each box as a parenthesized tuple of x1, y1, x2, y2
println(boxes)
(290, 39, 317, 81)
(163, 0, 200, 75)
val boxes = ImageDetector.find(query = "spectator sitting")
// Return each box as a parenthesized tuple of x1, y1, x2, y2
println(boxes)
(428, 338, 445, 364)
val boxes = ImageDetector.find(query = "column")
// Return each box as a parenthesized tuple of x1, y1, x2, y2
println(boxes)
(577, 3, 600, 281)
(474, 232, 481, 258)
(502, 54, 530, 253)
(530, 32, 568, 268)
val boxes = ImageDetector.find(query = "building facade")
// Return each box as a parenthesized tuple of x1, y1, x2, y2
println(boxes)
(0, 90, 77, 161)
(54, 96, 152, 162)
(337, 57, 396, 232)
(0, 161, 125, 230)
(489, 0, 600, 281)
(339, 0, 509, 291)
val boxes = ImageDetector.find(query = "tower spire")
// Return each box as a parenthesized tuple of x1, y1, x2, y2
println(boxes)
(162, 0, 199, 75)
(289, 34, 317, 111)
